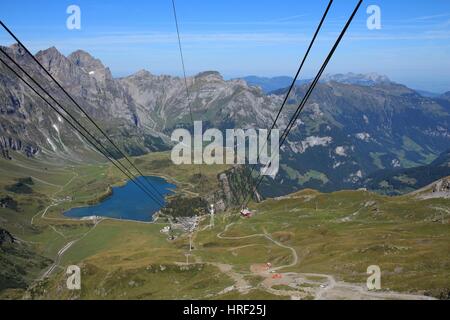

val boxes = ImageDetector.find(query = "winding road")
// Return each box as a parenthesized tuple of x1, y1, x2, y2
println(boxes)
(212, 218, 435, 300)
(27, 168, 105, 281)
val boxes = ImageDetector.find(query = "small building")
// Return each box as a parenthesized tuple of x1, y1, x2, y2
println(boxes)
(160, 226, 171, 234)
(240, 208, 252, 218)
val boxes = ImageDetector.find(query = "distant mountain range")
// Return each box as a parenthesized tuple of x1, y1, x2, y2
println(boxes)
(414, 90, 441, 98)
(237, 75, 303, 93)
(258, 79, 450, 196)
(239, 72, 395, 94)
(1, 44, 450, 196)
(240, 73, 446, 98)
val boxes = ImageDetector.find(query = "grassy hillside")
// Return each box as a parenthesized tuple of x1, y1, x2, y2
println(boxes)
(0, 150, 230, 297)
(246, 190, 450, 297)
(1, 150, 449, 300)
(26, 189, 450, 300)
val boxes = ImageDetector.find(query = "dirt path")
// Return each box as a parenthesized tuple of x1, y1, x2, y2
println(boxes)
(321, 281, 435, 300)
(209, 262, 252, 295)
(27, 168, 104, 281)
(217, 223, 298, 271)
(263, 231, 298, 271)
(30, 169, 79, 225)
(40, 218, 103, 280)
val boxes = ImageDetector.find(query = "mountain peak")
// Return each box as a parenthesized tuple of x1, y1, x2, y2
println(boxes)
(0, 43, 26, 57)
(35, 46, 65, 60)
(8, 43, 25, 55)
(195, 71, 223, 81)
(35, 46, 69, 73)
(133, 69, 153, 78)
(42, 46, 60, 54)
(68, 50, 112, 80)
(68, 50, 104, 69)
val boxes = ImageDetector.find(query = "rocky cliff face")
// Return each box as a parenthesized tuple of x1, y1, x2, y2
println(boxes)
(206, 166, 262, 211)
(119, 70, 280, 133)
(432, 177, 450, 193)
(414, 175, 450, 200)
(0, 45, 167, 162)
(0, 136, 38, 158)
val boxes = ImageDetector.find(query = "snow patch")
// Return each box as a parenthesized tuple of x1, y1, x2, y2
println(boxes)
(286, 136, 332, 154)
(355, 132, 370, 142)
(347, 170, 363, 183)
(391, 159, 401, 168)
(363, 115, 369, 124)
(335, 146, 347, 157)
(46, 137, 57, 151)
(286, 141, 303, 154)
(52, 124, 59, 134)
(309, 103, 324, 119)
(301, 136, 332, 153)
(333, 161, 343, 169)
(292, 119, 304, 130)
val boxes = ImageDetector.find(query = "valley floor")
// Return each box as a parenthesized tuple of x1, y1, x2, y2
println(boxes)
(1, 152, 449, 300)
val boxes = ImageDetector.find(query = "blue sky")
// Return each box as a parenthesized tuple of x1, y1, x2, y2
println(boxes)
(1, 0, 450, 92)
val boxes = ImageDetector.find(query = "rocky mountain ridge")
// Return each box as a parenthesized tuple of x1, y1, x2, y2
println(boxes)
(1, 45, 450, 195)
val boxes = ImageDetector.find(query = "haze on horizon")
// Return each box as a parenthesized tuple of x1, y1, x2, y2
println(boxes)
(1, 0, 449, 93)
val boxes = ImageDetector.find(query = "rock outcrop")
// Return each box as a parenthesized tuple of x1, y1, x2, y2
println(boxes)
(432, 177, 450, 194)
(414, 176, 450, 200)
(206, 166, 262, 211)
(0, 228, 14, 246)
(0, 136, 39, 158)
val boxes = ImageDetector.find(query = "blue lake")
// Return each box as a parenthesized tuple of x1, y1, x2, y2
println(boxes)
(64, 176, 175, 222)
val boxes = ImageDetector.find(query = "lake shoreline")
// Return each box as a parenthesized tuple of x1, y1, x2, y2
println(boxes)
(63, 175, 176, 222)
